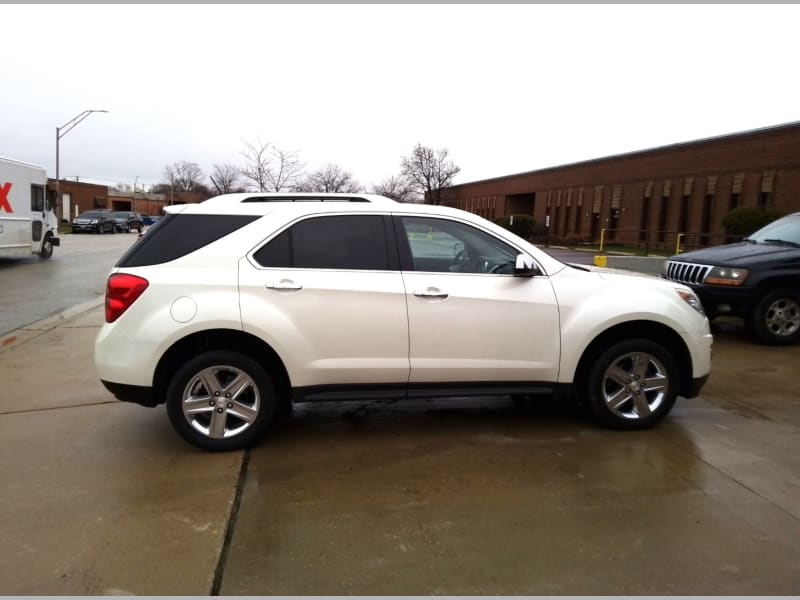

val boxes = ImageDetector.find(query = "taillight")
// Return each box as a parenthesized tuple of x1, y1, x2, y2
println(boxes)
(106, 274, 149, 323)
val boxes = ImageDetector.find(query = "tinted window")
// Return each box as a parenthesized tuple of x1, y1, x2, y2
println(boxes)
(401, 216, 517, 274)
(80, 211, 105, 219)
(116, 214, 259, 267)
(31, 185, 44, 212)
(253, 215, 388, 270)
(112, 212, 129, 218)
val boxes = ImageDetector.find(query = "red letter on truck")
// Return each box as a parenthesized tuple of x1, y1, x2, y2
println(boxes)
(0, 182, 12, 213)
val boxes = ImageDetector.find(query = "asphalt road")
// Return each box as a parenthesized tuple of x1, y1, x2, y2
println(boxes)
(0, 231, 137, 336)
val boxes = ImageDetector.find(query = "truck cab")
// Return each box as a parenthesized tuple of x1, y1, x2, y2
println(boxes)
(0, 156, 60, 259)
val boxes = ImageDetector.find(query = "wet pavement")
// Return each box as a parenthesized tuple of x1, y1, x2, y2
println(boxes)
(1, 309, 799, 594)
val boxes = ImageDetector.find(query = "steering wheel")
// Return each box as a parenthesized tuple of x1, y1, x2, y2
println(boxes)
(490, 260, 515, 275)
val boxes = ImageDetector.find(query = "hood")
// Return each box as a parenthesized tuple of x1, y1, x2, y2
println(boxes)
(669, 241, 800, 267)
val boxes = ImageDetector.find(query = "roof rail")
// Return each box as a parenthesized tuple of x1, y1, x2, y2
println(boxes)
(241, 196, 371, 203)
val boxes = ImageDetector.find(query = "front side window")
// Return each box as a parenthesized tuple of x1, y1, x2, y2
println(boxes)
(31, 185, 44, 212)
(253, 215, 389, 270)
(400, 216, 517, 274)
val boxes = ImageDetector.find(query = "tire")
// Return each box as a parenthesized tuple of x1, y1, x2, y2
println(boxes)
(584, 339, 679, 430)
(749, 288, 800, 345)
(38, 234, 54, 259)
(166, 351, 278, 451)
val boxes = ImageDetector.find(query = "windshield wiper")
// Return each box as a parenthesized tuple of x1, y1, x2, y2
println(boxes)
(762, 238, 800, 248)
(743, 238, 757, 244)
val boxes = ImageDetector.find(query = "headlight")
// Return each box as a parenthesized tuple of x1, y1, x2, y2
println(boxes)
(704, 266, 749, 286)
(90, 219, 99, 224)
(675, 288, 705, 316)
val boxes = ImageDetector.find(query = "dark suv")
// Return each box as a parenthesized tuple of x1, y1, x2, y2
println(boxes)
(665, 212, 800, 345)
(72, 210, 115, 234)
(112, 211, 143, 233)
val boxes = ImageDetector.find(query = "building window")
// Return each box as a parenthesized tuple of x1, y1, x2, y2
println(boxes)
(678, 195, 690, 233)
(729, 193, 740, 211)
(700, 194, 713, 246)
(758, 191, 771, 208)
(658, 195, 669, 243)
(639, 196, 650, 243)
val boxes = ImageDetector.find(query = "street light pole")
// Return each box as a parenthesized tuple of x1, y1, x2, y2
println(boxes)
(56, 109, 108, 219)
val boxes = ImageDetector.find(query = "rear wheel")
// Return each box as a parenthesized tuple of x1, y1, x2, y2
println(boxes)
(584, 339, 679, 429)
(166, 351, 278, 451)
(749, 288, 800, 345)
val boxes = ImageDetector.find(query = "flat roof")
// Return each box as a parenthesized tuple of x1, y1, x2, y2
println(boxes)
(449, 120, 800, 189)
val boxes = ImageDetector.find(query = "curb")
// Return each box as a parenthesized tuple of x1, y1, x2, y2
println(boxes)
(0, 295, 105, 354)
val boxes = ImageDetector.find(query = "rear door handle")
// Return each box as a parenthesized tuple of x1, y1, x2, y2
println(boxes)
(265, 279, 302, 291)
(413, 287, 448, 299)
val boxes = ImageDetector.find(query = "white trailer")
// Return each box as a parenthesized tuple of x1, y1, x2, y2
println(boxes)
(0, 156, 60, 259)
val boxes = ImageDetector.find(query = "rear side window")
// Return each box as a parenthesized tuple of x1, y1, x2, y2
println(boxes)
(116, 214, 259, 267)
(253, 215, 389, 270)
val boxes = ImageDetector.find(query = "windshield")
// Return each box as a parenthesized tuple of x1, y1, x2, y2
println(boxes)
(112, 212, 129, 218)
(79, 211, 104, 218)
(748, 214, 800, 245)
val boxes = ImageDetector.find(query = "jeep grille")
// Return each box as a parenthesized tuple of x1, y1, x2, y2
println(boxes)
(665, 260, 712, 285)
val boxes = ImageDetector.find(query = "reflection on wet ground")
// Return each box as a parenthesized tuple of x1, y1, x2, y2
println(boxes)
(221, 327, 800, 594)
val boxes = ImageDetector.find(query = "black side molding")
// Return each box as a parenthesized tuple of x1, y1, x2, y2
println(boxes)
(293, 381, 564, 403)
(101, 380, 159, 407)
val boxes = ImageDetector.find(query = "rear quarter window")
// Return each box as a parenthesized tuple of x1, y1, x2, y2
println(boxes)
(116, 214, 259, 267)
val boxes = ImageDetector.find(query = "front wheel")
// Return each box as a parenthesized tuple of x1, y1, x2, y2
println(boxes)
(39, 234, 54, 259)
(166, 351, 278, 451)
(584, 339, 679, 429)
(749, 288, 800, 345)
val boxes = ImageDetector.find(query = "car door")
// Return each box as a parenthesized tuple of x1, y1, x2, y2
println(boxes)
(395, 214, 561, 386)
(239, 213, 410, 391)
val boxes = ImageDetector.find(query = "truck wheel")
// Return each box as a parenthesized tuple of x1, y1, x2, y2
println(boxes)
(749, 288, 800, 345)
(39, 234, 54, 259)
(584, 339, 679, 430)
(166, 351, 278, 451)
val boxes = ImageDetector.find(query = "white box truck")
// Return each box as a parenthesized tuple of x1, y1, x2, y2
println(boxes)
(0, 156, 60, 259)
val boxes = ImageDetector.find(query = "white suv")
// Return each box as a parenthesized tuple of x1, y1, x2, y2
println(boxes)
(95, 193, 712, 451)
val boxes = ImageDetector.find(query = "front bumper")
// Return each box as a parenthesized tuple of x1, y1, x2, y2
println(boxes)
(690, 285, 758, 318)
(101, 380, 158, 407)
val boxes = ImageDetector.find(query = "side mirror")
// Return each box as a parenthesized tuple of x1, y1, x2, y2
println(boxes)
(514, 253, 538, 277)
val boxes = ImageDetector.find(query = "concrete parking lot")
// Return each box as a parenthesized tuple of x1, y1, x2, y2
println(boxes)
(1, 300, 799, 594)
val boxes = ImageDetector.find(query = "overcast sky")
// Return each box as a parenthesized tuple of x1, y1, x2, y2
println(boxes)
(2, 5, 798, 191)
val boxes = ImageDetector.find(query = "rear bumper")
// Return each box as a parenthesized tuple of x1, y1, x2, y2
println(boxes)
(101, 380, 158, 407)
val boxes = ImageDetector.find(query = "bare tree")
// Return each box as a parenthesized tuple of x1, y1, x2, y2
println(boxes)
(372, 174, 418, 203)
(112, 182, 133, 192)
(294, 163, 362, 193)
(162, 161, 206, 192)
(400, 143, 461, 205)
(210, 163, 243, 194)
(240, 138, 272, 192)
(266, 147, 305, 192)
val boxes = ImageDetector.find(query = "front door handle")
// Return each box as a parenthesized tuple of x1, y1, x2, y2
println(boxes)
(265, 279, 302, 291)
(414, 287, 448, 299)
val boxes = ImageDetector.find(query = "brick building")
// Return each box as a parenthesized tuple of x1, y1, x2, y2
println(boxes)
(48, 181, 209, 222)
(439, 121, 800, 250)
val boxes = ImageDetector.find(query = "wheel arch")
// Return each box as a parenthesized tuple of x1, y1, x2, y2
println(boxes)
(153, 329, 291, 406)
(572, 320, 694, 400)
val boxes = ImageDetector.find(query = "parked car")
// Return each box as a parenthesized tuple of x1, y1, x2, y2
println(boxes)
(141, 214, 161, 226)
(72, 210, 115, 234)
(95, 193, 712, 451)
(665, 211, 800, 345)
(112, 211, 143, 233)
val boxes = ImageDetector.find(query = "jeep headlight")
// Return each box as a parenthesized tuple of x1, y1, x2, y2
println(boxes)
(675, 288, 705, 316)
(91, 219, 99, 224)
(705, 266, 749, 286)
